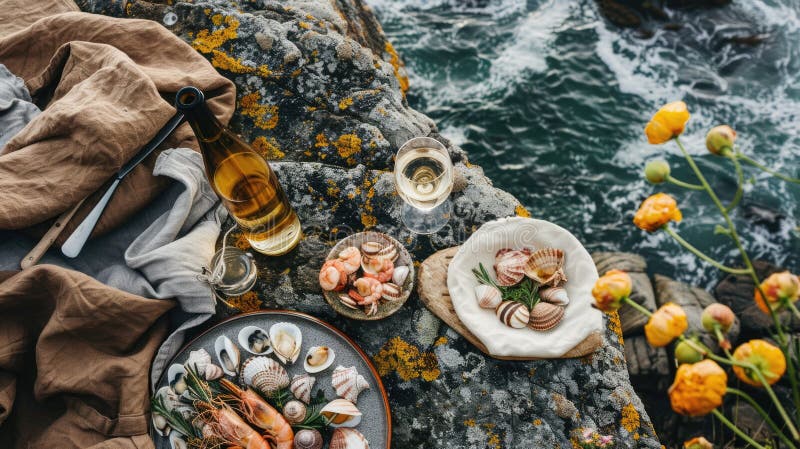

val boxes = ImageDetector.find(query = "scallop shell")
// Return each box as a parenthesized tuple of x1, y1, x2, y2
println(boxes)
(475, 284, 502, 309)
(360, 241, 383, 257)
(238, 326, 272, 355)
(524, 248, 566, 286)
(495, 300, 530, 329)
(361, 256, 383, 275)
(540, 286, 569, 306)
(528, 302, 565, 331)
(331, 365, 370, 404)
(291, 373, 316, 404)
(381, 282, 402, 301)
(168, 430, 188, 449)
(269, 322, 302, 364)
(320, 399, 362, 428)
(392, 265, 410, 285)
(283, 400, 308, 424)
(374, 243, 397, 261)
(494, 249, 530, 286)
(167, 363, 188, 396)
(330, 428, 371, 449)
(338, 293, 360, 310)
(204, 364, 224, 380)
(303, 346, 335, 373)
(240, 356, 290, 395)
(294, 429, 324, 449)
(214, 335, 240, 376)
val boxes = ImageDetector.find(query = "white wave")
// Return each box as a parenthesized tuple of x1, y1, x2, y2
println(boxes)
(368, 0, 526, 19)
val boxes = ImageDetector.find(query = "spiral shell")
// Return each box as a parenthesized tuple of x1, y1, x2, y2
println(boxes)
(331, 365, 370, 404)
(329, 428, 370, 449)
(294, 429, 324, 449)
(475, 284, 502, 309)
(524, 248, 566, 286)
(204, 364, 224, 380)
(528, 302, 565, 331)
(495, 300, 530, 329)
(290, 373, 316, 404)
(392, 265, 410, 285)
(320, 399, 362, 428)
(381, 282, 402, 301)
(283, 400, 307, 424)
(494, 249, 530, 286)
(240, 356, 289, 395)
(539, 286, 569, 306)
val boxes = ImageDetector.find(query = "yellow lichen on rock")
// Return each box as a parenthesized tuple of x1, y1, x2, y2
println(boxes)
(192, 15, 239, 53)
(211, 50, 255, 74)
(515, 204, 531, 218)
(339, 97, 354, 110)
(252, 136, 285, 159)
(315, 133, 329, 148)
(384, 41, 409, 93)
(333, 134, 362, 159)
(239, 92, 279, 130)
(607, 311, 624, 345)
(225, 291, 262, 313)
(372, 336, 441, 382)
(361, 213, 377, 228)
(621, 403, 640, 432)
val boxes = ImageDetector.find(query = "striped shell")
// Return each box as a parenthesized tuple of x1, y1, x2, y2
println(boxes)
(331, 365, 370, 404)
(381, 282, 402, 301)
(375, 243, 398, 261)
(523, 248, 566, 286)
(290, 373, 316, 404)
(495, 300, 530, 329)
(294, 429, 324, 449)
(527, 302, 565, 331)
(338, 293, 360, 309)
(329, 428, 370, 449)
(283, 400, 307, 424)
(240, 356, 289, 395)
(494, 249, 530, 286)
(475, 284, 502, 309)
(539, 286, 569, 306)
(360, 241, 383, 257)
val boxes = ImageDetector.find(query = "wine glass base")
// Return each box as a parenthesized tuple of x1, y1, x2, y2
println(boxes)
(401, 200, 452, 234)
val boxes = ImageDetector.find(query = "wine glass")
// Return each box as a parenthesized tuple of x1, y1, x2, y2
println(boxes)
(394, 137, 454, 234)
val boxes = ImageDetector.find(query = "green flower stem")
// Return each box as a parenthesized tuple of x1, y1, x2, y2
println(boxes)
(787, 300, 800, 320)
(713, 325, 733, 359)
(621, 296, 652, 317)
(662, 226, 750, 275)
(666, 175, 705, 190)
(752, 366, 800, 441)
(737, 152, 800, 184)
(726, 152, 745, 212)
(727, 387, 798, 449)
(712, 408, 769, 449)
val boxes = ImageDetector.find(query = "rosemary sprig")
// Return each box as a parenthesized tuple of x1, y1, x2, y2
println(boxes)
(294, 390, 331, 430)
(151, 394, 200, 439)
(472, 262, 541, 310)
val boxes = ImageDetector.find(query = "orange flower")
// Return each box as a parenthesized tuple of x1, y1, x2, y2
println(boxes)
(669, 359, 727, 416)
(701, 303, 736, 333)
(645, 101, 691, 144)
(645, 302, 688, 347)
(591, 269, 632, 312)
(684, 436, 713, 449)
(633, 193, 682, 232)
(732, 339, 786, 387)
(705, 125, 736, 155)
(754, 271, 800, 314)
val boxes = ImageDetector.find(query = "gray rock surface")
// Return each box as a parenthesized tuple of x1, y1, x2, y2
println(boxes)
(592, 252, 656, 336)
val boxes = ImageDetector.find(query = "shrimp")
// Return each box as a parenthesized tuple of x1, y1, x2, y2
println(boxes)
(194, 401, 270, 449)
(363, 258, 394, 283)
(350, 277, 383, 309)
(220, 379, 294, 449)
(319, 259, 347, 291)
(337, 246, 361, 274)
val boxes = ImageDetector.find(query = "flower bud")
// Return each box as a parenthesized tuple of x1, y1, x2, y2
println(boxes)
(674, 339, 704, 365)
(684, 436, 713, 449)
(705, 125, 736, 155)
(644, 160, 670, 184)
(732, 339, 786, 387)
(700, 303, 735, 333)
(591, 269, 632, 312)
(645, 302, 688, 347)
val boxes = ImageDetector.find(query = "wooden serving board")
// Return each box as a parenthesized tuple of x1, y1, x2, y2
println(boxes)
(417, 247, 603, 360)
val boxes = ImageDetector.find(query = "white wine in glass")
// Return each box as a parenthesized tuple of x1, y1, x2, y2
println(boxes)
(394, 137, 454, 233)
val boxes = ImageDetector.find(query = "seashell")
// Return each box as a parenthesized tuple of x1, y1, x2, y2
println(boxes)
(240, 356, 290, 396)
(524, 248, 567, 286)
(291, 373, 316, 404)
(184, 349, 224, 380)
(474, 284, 502, 309)
(167, 363, 188, 396)
(283, 399, 308, 424)
(294, 429, 324, 449)
(269, 322, 302, 364)
(494, 249, 530, 286)
(168, 430, 188, 449)
(154, 386, 189, 415)
(214, 335, 240, 376)
(204, 364, 224, 380)
(540, 286, 569, 306)
(392, 265, 410, 285)
(381, 282, 402, 301)
(152, 413, 170, 437)
(338, 293, 360, 310)
(320, 399, 362, 428)
(360, 241, 383, 257)
(374, 243, 397, 261)
(238, 326, 272, 355)
(528, 302, 565, 331)
(331, 365, 370, 404)
(329, 428, 371, 449)
(304, 346, 335, 373)
(338, 246, 361, 274)
(360, 256, 383, 276)
(495, 300, 530, 329)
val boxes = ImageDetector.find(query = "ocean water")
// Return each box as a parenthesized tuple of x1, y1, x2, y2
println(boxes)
(371, 0, 800, 287)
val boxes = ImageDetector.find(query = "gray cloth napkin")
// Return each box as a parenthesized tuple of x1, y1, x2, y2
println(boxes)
(0, 64, 39, 148)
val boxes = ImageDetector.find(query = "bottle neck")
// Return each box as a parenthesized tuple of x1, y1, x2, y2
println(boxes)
(175, 86, 224, 142)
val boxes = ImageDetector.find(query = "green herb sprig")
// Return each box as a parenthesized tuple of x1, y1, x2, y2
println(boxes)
(472, 262, 540, 310)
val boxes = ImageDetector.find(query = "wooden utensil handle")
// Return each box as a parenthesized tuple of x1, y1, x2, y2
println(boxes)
(20, 199, 85, 269)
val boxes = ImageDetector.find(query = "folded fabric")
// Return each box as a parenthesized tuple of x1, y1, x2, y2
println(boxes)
(0, 64, 38, 148)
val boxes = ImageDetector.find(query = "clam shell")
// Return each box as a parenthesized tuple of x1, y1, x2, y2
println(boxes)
(154, 386, 189, 415)
(320, 399, 362, 428)
(294, 429, 324, 449)
(291, 373, 316, 404)
(374, 243, 397, 261)
(331, 365, 370, 404)
(184, 349, 224, 381)
(283, 399, 307, 424)
(495, 300, 529, 329)
(152, 413, 170, 437)
(238, 326, 272, 355)
(381, 282, 402, 301)
(214, 335, 240, 376)
(167, 363, 188, 397)
(494, 249, 530, 286)
(168, 430, 188, 449)
(204, 364, 224, 380)
(338, 294, 360, 310)
(528, 302, 565, 331)
(475, 284, 502, 309)
(360, 241, 383, 257)
(392, 265, 410, 285)
(330, 428, 370, 449)
(540, 286, 569, 306)
(304, 346, 335, 373)
(269, 322, 302, 364)
(524, 248, 566, 286)
(240, 356, 289, 395)
(361, 256, 383, 275)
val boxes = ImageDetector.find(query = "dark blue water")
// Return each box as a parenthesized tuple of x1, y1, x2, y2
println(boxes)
(372, 0, 800, 287)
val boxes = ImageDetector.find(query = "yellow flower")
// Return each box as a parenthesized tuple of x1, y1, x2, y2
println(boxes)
(684, 436, 714, 449)
(591, 269, 632, 312)
(645, 101, 691, 144)
(754, 271, 800, 314)
(705, 125, 736, 155)
(633, 193, 682, 233)
(732, 339, 786, 387)
(645, 302, 688, 347)
(669, 359, 727, 416)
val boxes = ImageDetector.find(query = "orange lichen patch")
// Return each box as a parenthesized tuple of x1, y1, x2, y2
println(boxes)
(333, 134, 362, 159)
(239, 93, 279, 130)
(384, 41, 409, 93)
(252, 136, 285, 160)
(224, 291, 262, 313)
(298, 21, 311, 30)
(607, 311, 624, 345)
(434, 336, 448, 346)
(315, 133, 329, 148)
(464, 419, 476, 427)
(533, 419, 542, 426)
(211, 13, 224, 26)
(372, 336, 441, 382)
(339, 97, 354, 110)
(361, 213, 377, 228)
(291, 68, 302, 77)
(258, 65, 272, 77)
(485, 427, 501, 449)
(211, 51, 255, 74)
(193, 16, 239, 53)
(528, 368, 536, 377)
(621, 403, 640, 432)
(634, 432, 640, 440)
(515, 204, 531, 218)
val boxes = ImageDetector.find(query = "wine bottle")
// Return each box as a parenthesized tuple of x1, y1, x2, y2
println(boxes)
(176, 86, 302, 255)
